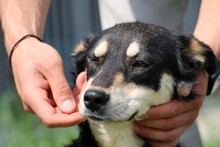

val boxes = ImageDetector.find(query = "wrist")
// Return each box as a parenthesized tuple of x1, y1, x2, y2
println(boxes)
(1, 0, 50, 54)
(2, 22, 40, 55)
(2, 22, 39, 55)
(9, 34, 43, 70)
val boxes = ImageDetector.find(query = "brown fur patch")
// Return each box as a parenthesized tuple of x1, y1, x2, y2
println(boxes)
(187, 38, 206, 63)
(72, 41, 87, 56)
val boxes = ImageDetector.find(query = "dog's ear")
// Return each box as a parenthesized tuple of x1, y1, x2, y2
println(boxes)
(176, 35, 216, 97)
(71, 34, 95, 82)
(178, 35, 216, 77)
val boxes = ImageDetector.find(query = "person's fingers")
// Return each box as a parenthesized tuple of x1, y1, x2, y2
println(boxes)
(132, 71, 208, 146)
(22, 102, 33, 113)
(20, 71, 85, 127)
(76, 72, 86, 90)
(73, 72, 87, 103)
(29, 88, 85, 127)
(40, 51, 76, 114)
(147, 139, 179, 147)
(135, 108, 199, 130)
(146, 100, 195, 119)
(146, 71, 207, 119)
(133, 122, 188, 143)
(9, 39, 86, 127)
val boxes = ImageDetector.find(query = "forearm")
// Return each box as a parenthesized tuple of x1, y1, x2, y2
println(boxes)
(194, 0, 220, 59)
(0, 0, 51, 54)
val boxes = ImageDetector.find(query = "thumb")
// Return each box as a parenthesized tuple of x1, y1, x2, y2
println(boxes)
(76, 71, 87, 91)
(44, 63, 76, 114)
(73, 72, 87, 102)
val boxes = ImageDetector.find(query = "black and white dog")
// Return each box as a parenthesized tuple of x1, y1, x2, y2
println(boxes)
(68, 22, 215, 147)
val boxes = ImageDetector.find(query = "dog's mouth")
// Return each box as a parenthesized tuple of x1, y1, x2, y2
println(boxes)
(127, 111, 138, 121)
(85, 110, 139, 122)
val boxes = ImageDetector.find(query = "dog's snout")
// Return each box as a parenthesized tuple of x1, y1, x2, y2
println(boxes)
(84, 90, 109, 112)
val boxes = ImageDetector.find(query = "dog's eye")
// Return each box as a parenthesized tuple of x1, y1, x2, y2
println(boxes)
(88, 54, 99, 62)
(90, 56, 99, 62)
(131, 61, 148, 68)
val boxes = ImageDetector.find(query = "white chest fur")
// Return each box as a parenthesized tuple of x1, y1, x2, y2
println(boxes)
(89, 121, 144, 147)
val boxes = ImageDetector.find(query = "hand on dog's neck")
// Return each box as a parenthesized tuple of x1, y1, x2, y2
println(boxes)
(89, 120, 144, 147)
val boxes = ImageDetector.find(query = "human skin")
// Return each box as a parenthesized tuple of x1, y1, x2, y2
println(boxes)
(1, 0, 220, 146)
(0, 0, 85, 127)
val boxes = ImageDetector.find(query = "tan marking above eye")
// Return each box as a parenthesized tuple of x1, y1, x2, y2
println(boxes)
(72, 41, 86, 56)
(126, 41, 140, 57)
(94, 40, 108, 57)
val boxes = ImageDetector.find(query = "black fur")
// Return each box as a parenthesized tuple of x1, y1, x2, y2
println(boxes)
(69, 22, 216, 147)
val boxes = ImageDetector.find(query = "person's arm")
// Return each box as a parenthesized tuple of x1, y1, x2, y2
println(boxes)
(0, 0, 85, 127)
(1, 0, 50, 52)
(133, 0, 220, 147)
(193, 0, 220, 59)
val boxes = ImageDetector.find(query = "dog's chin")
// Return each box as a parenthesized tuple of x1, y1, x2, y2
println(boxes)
(82, 111, 139, 122)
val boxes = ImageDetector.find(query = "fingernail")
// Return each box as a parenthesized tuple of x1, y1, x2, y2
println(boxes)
(61, 100, 74, 113)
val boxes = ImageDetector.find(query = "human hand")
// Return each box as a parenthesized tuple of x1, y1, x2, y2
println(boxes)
(10, 38, 85, 127)
(133, 71, 208, 147)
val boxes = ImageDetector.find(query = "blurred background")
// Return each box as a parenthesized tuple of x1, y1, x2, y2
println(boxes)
(0, 0, 220, 147)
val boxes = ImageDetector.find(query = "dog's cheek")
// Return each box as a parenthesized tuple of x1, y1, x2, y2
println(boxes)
(110, 74, 175, 119)
(144, 73, 175, 106)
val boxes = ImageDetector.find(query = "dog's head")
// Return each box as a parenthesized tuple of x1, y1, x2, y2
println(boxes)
(71, 22, 215, 122)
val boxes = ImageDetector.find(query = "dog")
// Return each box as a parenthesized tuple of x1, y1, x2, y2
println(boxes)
(68, 22, 216, 147)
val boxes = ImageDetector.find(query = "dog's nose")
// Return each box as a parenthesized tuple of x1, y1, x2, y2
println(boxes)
(84, 90, 109, 112)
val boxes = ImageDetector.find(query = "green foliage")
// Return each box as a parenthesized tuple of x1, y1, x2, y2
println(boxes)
(204, 141, 220, 147)
(0, 90, 79, 147)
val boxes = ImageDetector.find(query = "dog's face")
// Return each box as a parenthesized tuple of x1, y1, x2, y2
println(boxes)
(72, 22, 215, 122)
